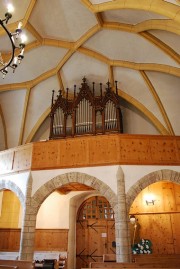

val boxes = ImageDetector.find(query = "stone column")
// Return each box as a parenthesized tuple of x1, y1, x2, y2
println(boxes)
(116, 166, 131, 262)
(68, 199, 77, 269)
(19, 173, 36, 260)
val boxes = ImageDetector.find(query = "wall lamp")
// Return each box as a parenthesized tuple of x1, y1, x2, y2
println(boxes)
(144, 193, 155, 205)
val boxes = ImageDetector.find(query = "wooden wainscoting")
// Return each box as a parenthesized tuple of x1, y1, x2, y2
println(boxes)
(0, 228, 20, 251)
(0, 228, 68, 251)
(35, 229, 68, 251)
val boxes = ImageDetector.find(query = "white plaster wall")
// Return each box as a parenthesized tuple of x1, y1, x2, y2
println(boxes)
(121, 165, 180, 192)
(36, 191, 85, 228)
(0, 172, 30, 196)
(31, 166, 119, 195)
(31, 165, 180, 196)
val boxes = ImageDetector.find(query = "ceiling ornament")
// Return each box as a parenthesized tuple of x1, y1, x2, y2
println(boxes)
(0, 4, 26, 79)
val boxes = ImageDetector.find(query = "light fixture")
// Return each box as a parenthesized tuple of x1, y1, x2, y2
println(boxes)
(129, 214, 136, 225)
(144, 193, 155, 205)
(0, 4, 26, 78)
(129, 215, 138, 246)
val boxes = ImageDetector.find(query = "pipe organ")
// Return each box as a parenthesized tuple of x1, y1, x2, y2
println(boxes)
(49, 77, 123, 139)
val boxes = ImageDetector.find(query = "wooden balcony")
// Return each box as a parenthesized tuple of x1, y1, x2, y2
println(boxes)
(0, 134, 180, 175)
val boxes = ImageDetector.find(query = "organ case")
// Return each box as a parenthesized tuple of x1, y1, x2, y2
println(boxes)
(49, 77, 123, 139)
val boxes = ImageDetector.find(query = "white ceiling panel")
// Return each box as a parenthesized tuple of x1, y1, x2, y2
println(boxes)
(121, 105, 160, 135)
(0, 0, 31, 24)
(32, 117, 50, 142)
(149, 30, 180, 54)
(0, 0, 179, 149)
(29, 0, 97, 41)
(0, 115, 5, 151)
(146, 71, 180, 135)
(23, 76, 59, 143)
(90, 0, 113, 3)
(0, 89, 26, 148)
(114, 67, 167, 127)
(0, 46, 68, 84)
(84, 30, 179, 67)
(164, 0, 180, 5)
(61, 52, 109, 92)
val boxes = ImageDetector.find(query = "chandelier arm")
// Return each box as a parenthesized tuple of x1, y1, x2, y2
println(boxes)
(0, 19, 16, 72)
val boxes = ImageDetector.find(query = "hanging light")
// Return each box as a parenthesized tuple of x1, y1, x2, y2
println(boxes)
(0, 4, 26, 78)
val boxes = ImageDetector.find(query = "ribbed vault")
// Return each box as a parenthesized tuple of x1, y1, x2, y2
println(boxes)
(0, 0, 179, 149)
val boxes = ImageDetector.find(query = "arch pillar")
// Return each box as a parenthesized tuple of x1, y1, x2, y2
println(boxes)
(19, 174, 36, 260)
(116, 166, 131, 262)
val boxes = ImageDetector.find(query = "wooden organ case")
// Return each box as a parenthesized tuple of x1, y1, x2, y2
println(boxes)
(49, 77, 123, 139)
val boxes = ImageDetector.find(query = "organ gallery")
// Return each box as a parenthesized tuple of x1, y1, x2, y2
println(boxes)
(49, 77, 123, 139)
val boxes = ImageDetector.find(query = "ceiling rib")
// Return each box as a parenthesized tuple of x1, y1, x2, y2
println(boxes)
(140, 32, 180, 64)
(23, 0, 37, 26)
(117, 88, 170, 135)
(25, 74, 171, 144)
(79, 47, 180, 76)
(140, 70, 175, 135)
(95, 12, 104, 27)
(81, 0, 180, 23)
(0, 105, 8, 149)
(102, 20, 180, 35)
(109, 65, 114, 87)
(57, 72, 65, 95)
(26, 22, 43, 43)
(18, 89, 31, 146)
(25, 107, 51, 143)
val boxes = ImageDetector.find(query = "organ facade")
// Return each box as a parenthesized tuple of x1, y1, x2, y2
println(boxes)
(49, 77, 123, 139)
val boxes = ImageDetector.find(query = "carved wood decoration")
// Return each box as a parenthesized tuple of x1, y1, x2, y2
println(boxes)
(49, 78, 123, 139)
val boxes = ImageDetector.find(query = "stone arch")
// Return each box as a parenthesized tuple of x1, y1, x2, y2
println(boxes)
(31, 172, 117, 214)
(126, 169, 180, 212)
(0, 179, 25, 207)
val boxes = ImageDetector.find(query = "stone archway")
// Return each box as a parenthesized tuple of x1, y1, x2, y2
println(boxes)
(126, 169, 180, 255)
(21, 172, 117, 262)
(32, 172, 117, 214)
(126, 169, 180, 212)
(0, 179, 25, 207)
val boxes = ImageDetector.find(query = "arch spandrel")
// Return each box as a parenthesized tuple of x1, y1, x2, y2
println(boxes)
(31, 172, 118, 214)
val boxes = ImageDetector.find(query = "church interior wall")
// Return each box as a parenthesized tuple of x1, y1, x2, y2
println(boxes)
(0, 168, 180, 263)
(0, 172, 30, 197)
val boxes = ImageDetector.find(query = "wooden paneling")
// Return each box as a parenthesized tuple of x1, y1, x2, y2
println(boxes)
(34, 229, 68, 251)
(0, 228, 20, 251)
(31, 134, 180, 170)
(130, 182, 180, 254)
(0, 229, 68, 251)
(0, 144, 32, 175)
(0, 151, 14, 174)
(0, 134, 180, 175)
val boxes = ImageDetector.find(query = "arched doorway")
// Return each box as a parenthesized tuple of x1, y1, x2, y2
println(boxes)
(129, 181, 180, 254)
(76, 196, 115, 269)
(0, 189, 22, 254)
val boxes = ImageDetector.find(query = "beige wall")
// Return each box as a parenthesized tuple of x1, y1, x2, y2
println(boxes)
(36, 191, 85, 229)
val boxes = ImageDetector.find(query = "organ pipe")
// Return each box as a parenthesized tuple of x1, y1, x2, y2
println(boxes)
(49, 77, 123, 139)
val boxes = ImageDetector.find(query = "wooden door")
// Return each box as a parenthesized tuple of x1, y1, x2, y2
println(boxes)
(76, 196, 115, 269)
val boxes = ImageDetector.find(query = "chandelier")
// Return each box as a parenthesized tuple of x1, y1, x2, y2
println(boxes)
(0, 4, 26, 79)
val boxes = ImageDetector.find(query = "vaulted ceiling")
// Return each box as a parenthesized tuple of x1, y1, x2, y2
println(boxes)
(0, 0, 179, 150)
